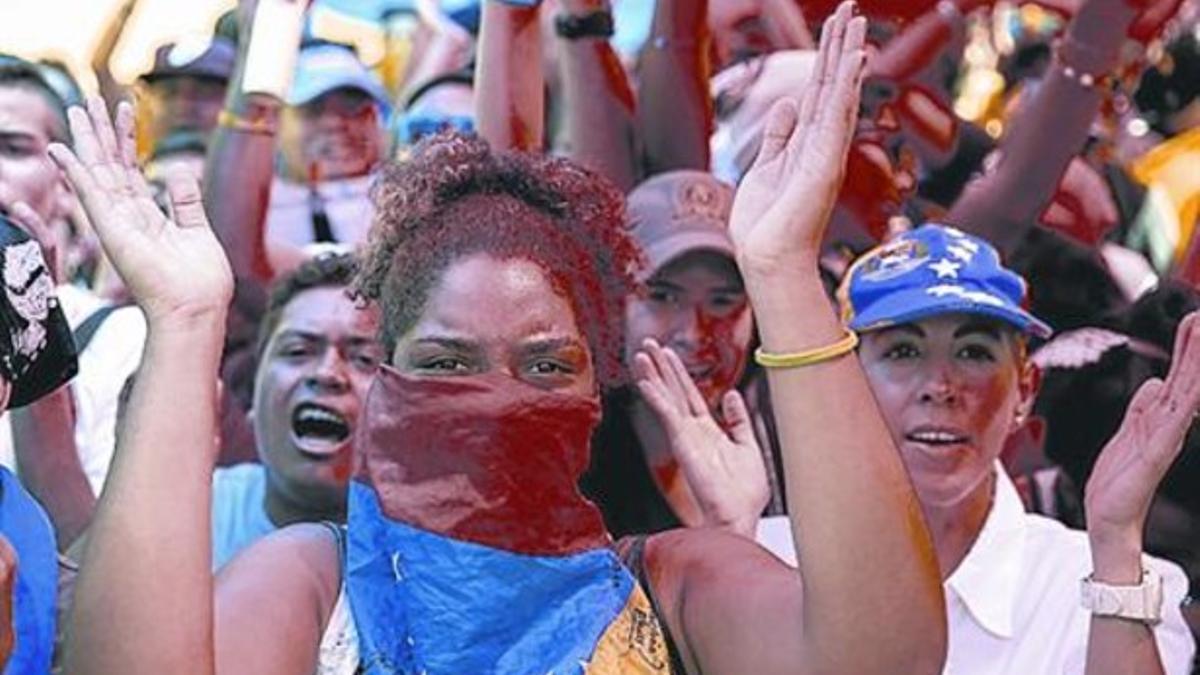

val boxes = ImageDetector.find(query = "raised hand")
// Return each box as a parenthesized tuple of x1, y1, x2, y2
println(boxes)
(728, 1, 867, 276)
(47, 97, 232, 326)
(635, 339, 770, 539)
(1085, 312, 1200, 561)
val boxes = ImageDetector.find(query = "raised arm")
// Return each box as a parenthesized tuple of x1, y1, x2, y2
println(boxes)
(1082, 311, 1200, 675)
(91, 0, 138, 111)
(636, 0, 713, 174)
(659, 5, 946, 674)
(475, 1, 544, 151)
(54, 97, 233, 675)
(947, 0, 1182, 258)
(555, 0, 640, 191)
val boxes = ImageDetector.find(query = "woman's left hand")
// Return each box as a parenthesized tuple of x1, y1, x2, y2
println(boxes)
(1085, 311, 1200, 560)
(635, 339, 770, 539)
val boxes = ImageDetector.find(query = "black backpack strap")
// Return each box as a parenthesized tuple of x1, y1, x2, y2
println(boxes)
(72, 305, 121, 353)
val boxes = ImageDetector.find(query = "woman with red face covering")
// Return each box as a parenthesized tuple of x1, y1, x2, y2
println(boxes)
(59, 4, 947, 674)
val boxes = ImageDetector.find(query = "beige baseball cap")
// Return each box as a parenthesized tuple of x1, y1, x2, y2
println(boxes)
(626, 170, 737, 280)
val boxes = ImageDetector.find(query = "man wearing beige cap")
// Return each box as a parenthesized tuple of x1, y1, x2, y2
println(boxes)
(583, 169, 783, 541)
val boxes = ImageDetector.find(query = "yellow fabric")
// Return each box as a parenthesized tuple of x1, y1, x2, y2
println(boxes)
(583, 582, 673, 674)
(1129, 127, 1200, 265)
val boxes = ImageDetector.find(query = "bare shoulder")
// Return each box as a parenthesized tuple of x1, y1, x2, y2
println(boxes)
(214, 523, 343, 675)
(642, 528, 807, 675)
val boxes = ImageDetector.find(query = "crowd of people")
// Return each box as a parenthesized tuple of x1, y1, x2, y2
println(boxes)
(1, 0, 1199, 672)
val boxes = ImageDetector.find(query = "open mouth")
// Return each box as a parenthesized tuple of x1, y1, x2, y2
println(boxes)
(904, 428, 970, 448)
(290, 402, 352, 457)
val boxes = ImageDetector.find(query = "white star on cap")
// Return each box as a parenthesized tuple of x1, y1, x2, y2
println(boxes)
(929, 258, 961, 279)
(947, 244, 975, 262)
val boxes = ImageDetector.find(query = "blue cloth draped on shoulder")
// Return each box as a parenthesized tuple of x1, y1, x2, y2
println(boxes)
(345, 366, 673, 674)
(0, 468, 57, 675)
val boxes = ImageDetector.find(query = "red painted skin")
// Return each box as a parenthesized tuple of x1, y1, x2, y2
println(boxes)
(374, 254, 614, 556)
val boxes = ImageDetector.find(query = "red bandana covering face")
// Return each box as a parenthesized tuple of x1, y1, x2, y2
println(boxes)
(354, 364, 610, 556)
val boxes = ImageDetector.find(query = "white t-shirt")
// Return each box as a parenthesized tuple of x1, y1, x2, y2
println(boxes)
(211, 463, 276, 571)
(264, 175, 375, 250)
(751, 468, 1196, 674)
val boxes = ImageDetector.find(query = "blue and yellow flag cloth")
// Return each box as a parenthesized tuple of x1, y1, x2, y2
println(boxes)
(346, 366, 673, 674)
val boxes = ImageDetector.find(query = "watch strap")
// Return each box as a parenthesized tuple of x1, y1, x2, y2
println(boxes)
(555, 10, 615, 40)
(1080, 568, 1164, 625)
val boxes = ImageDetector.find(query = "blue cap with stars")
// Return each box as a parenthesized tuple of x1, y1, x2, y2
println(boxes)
(837, 223, 1053, 338)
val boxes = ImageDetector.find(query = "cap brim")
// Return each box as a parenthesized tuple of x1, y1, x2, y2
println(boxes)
(288, 75, 392, 114)
(641, 231, 737, 279)
(847, 286, 1053, 339)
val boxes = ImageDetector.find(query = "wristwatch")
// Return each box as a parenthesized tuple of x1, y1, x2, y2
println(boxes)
(555, 10, 615, 40)
(1080, 568, 1164, 625)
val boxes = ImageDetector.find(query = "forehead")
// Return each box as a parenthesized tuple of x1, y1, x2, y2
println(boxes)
(868, 313, 1020, 343)
(414, 254, 582, 342)
(0, 87, 57, 141)
(273, 285, 378, 337)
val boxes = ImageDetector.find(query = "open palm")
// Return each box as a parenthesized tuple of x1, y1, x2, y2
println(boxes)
(1086, 312, 1200, 541)
(635, 339, 770, 539)
(729, 2, 867, 275)
(48, 98, 232, 324)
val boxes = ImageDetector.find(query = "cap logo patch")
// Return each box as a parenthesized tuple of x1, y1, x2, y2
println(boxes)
(926, 284, 1005, 307)
(4, 241, 53, 364)
(167, 38, 213, 69)
(673, 179, 727, 226)
(860, 239, 930, 281)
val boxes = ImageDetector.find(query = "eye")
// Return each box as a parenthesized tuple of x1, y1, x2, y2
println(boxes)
(527, 359, 574, 376)
(279, 342, 314, 358)
(0, 139, 36, 158)
(646, 286, 679, 305)
(882, 342, 920, 360)
(957, 343, 996, 362)
(350, 350, 382, 371)
(707, 292, 746, 316)
(422, 356, 470, 373)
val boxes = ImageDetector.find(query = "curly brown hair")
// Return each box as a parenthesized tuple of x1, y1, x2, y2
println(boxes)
(354, 132, 641, 388)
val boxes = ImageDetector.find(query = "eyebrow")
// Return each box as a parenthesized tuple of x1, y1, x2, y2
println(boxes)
(411, 336, 480, 352)
(520, 336, 586, 355)
(953, 321, 1003, 341)
(875, 324, 925, 339)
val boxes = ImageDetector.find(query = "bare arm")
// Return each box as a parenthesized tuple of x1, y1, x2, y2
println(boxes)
(637, 0, 712, 174)
(475, 1, 544, 152)
(657, 6, 946, 674)
(91, 0, 138, 111)
(214, 524, 341, 675)
(9, 386, 95, 551)
(54, 97, 233, 675)
(556, 0, 640, 191)
(946, 0, 1160, 257)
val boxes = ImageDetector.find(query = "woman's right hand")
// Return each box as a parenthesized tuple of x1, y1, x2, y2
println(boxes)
(48, 97, 233, 327)
(728, 0, 867, 279)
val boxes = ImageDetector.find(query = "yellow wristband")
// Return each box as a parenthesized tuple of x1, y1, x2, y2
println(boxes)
(218, 109, 278, 136)
(755, 329, 859, 369)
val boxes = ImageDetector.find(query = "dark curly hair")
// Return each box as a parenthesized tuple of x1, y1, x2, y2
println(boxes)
(354, 132, 641, 388)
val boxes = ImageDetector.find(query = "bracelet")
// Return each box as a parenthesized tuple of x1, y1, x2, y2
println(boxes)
(218, 109, 278, 136)
(555, 10, 615, 40)
(755, 329, 860, 369)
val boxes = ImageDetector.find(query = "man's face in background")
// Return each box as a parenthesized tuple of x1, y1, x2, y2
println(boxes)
(0, 86, 71, 226)
(279, 88, 383, 184)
